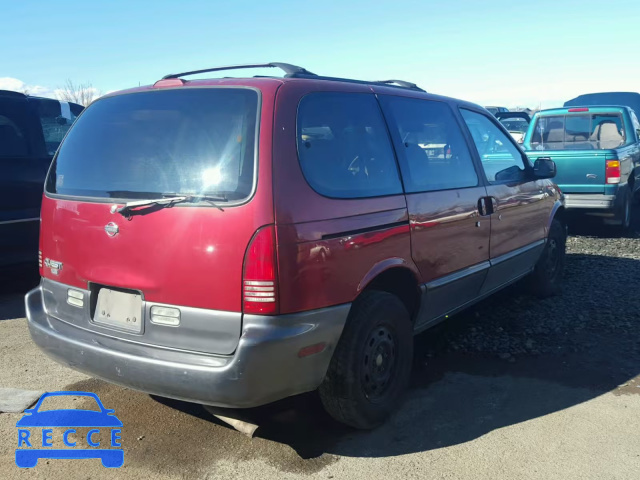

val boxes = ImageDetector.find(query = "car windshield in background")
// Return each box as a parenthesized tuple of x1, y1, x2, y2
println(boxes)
(29, 98, 83, 156)
(46, 88, 259, 201)
(499, 117, 529, 132)
(530, 113, 625, 150)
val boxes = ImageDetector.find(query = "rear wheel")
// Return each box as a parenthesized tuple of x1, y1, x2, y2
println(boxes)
(615, 190, 632, 232)
(528, 219, 566, 298)
(319, 290, 413, 429)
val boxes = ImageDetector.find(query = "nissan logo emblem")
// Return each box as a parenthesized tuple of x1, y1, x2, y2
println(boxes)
(105, 222, 119, 237)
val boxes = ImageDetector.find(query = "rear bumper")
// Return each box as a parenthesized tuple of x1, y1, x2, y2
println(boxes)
(563, 193, 617, 214)
(25, 285, 349, 408)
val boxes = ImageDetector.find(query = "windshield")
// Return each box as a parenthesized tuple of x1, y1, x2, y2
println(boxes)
(530, 113, 625, 150)
(499, 117, 529, 132)
(46, 88, 259, 201)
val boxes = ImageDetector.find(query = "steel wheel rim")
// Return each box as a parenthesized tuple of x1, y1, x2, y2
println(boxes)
(362, 325, 398, 401)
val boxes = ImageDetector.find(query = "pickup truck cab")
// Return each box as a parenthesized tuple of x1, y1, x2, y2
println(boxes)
(524, 106, 640, 229)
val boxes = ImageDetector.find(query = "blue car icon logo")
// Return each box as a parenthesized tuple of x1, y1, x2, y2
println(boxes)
(15, 391, 123, 468)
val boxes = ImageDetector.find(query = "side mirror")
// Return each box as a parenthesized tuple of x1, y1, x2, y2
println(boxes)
(495, 165, 525, 182)
(533, 157, 556, 179)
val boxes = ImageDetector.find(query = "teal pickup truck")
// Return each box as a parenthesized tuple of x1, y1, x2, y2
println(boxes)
(523, 106, 640, 230)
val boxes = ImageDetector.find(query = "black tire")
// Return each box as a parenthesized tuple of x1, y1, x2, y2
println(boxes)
(615, 189, 632, 232)
(319, 290, 413, 429)
(529, 219, 566, 298)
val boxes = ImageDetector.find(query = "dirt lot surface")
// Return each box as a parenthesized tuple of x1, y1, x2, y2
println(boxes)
(0, 208, 639, 479)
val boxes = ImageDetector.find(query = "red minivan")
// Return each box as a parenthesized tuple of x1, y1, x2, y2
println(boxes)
(26, 63, 566, 429)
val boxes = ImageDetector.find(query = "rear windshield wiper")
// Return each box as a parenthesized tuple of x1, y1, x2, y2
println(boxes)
(163, 192, 229, 210)
(115, 193, 228, 217)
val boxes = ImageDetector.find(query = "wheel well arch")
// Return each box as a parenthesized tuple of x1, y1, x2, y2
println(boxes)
(361, 267, 421, 322)
(552, 205, 566, 228)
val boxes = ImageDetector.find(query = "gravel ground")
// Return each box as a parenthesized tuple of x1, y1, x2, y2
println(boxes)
(0, 207, 639, 479)
(417, 210, 640, 365)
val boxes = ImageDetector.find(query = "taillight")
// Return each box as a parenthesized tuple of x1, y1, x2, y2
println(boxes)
(242, 225, 278, 315)
(38, 250, 43, 269)
(568, 108, 589, 112)
(605, 160, 621, 184)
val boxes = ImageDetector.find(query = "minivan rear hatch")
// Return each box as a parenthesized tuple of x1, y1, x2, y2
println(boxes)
(526, 111, 625, 193)
(40, 87, 265, 355)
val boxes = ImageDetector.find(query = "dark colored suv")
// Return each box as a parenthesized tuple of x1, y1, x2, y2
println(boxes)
(0, 91, 83, 269)
(26, 63, 565, 429)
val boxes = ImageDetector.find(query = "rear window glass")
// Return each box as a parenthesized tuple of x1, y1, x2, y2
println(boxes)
(30, 98, 83, 156)
(46, 88, 259, 201)
(296, 92, 402, 199)
(498, 117, 529, 132)
(530, 113, 625, 150)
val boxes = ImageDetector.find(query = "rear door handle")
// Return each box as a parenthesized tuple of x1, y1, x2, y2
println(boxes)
(478, 196, 498, 216)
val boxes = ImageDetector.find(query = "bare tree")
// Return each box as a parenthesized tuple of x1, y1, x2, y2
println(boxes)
(56, 79, 102, 106)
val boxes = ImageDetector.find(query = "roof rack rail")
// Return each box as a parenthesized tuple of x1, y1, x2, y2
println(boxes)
(162, 62, 316, 80)
(375, 79, 423, 91)
(161, 63, 425, 92)
(283, 71, 425, 92)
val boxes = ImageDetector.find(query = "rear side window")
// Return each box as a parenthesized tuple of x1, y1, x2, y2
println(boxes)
(379, 96, 478, 192)
(530, 113, 625, 150)
(0, 98, 30, 157)
(46, 88, 258, 201)
(296, 93, 402, 199)
(498, 116, 530, 133)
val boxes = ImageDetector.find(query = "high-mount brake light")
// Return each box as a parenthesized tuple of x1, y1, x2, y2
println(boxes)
(152, 78, 186, 88)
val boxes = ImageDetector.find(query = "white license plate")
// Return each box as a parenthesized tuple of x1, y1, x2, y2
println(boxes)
(94, 289, 143, 333)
